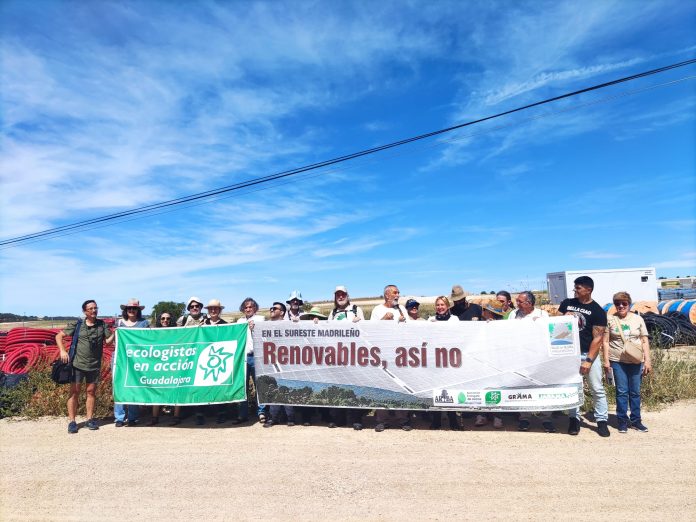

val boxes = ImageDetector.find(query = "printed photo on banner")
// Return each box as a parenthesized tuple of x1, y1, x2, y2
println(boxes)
(253, 316, 582, 412)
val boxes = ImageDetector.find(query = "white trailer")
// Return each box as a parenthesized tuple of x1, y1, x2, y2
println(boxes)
(547, 267, 657, 306)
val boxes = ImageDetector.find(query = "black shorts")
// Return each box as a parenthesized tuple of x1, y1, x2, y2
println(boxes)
(72, 368, 100, 384)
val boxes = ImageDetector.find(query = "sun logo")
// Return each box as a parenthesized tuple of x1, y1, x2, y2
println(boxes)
(199, 345, 234, 381)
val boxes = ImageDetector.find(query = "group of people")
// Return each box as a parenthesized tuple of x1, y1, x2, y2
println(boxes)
(56, 277, 652, 437)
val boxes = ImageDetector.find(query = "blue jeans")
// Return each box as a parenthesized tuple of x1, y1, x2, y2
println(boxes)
(610, 361, 643, 424)
(114, 403, 139, 423)
(569, 355, 608, 422)
(238, 355, 266, 419)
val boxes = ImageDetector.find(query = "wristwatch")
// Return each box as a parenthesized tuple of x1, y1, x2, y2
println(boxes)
(583, 356, 594, 364)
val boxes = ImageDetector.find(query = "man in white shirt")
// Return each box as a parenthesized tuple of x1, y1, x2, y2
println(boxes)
(509, 291, 555, 433)
(369, 285, 410, 322)
(369, 284, 412, 431)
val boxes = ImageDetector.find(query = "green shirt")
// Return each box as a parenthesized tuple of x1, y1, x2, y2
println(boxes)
(63, 319, 112, 372)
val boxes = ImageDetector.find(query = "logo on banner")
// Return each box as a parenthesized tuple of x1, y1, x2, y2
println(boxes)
(193, 341, 238, 386)
(485, 391, 502, 405)
(434, 389, 454, 404)
(506, 392, 535, 401)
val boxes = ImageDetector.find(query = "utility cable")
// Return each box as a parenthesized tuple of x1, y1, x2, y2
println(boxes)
(1, 58, 694, 247)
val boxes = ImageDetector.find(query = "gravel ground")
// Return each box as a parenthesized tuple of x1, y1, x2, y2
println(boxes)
(1, 402, 695, 521)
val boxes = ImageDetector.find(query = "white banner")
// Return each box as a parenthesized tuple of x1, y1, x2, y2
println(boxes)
(253, 316, 582, 411)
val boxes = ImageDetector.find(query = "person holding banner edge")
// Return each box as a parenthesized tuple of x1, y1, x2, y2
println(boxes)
(235, 297, 267, 424)
(113, 299, 150, 427)
(559, 276, 609, 437)
(56, 300, 114, 434)
(370, 284, 412, 432)
(509, 291, 556, 433)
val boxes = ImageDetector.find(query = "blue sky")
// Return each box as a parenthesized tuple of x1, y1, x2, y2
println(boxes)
(1, 0, 695, 317)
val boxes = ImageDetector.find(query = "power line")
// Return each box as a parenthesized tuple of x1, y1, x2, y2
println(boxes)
(2, 58, 694, 248)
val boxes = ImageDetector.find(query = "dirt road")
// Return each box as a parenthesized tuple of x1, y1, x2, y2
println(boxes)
(1, 402, 695, 521)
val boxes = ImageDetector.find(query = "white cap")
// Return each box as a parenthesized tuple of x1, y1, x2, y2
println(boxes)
(334, 285, 348, 294)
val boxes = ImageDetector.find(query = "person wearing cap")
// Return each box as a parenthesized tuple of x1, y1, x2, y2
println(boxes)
(326, 286, 365, 429)
(177, 297, 206, 327)
(203, 299, 227, 325)
(507, 290, 555, 433)
(450, 285, 483, 321)
(235, 298, 267, 424)
(428, 296, 458, 322)
(328, 286, 364, 322)
(56, 299, 114, 434)
(369, 285, 410, 322)
(285, 291, 304, 322)
(405, 299, 424, 321)
(113, 299, 150, 427)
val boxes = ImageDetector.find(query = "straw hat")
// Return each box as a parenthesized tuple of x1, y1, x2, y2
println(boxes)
(300, 306, 327, 320)
(450, 285, 467, 302)
(204, 299, 225, 310)
(120, 298, 145, 310)
(484, 301, 505, 317)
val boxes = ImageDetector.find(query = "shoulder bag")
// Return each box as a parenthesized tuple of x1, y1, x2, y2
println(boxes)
(613, 315, 643, 364)
(51, 319, 82, 384)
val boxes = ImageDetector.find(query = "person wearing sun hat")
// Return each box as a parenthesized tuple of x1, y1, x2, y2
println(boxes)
(113, 298, 150, 427)
(300, 305, 328, 321)
(450, 285, 482, 321)
(203, 299, 227, 325)
(285, 290, 304, 322)
(482, 300, 505, 321)
(177, 296, 206, 327)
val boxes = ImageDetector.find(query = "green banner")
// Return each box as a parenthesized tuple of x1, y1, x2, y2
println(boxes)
(113, 324, 248, 405)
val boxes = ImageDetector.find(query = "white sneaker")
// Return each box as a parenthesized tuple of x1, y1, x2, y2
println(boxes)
(493, 416, 504, 429)
(475, 415, 487, 427)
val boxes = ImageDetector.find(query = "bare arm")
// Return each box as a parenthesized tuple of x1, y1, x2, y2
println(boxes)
(56, 331, 69, 363)
(641, 335, 652, 375)
(580, 325, 605, 375)
(602, 328, 610, 370)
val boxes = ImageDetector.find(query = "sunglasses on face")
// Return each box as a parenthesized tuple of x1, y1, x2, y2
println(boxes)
(126, 307, 139, 312)
(160, 317, 171, 321)
(189, 305, 201, 310)
(614, 302, 630, 307)
(270, 307, 283, 312)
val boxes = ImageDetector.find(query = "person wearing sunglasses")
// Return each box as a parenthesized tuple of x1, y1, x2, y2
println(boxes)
(269, 302, 286, 321)
(603, 291, 652, 433)
(56, 300, 114, 434)
(114, 299, 150, 427)
(177, 297, 206, 327)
